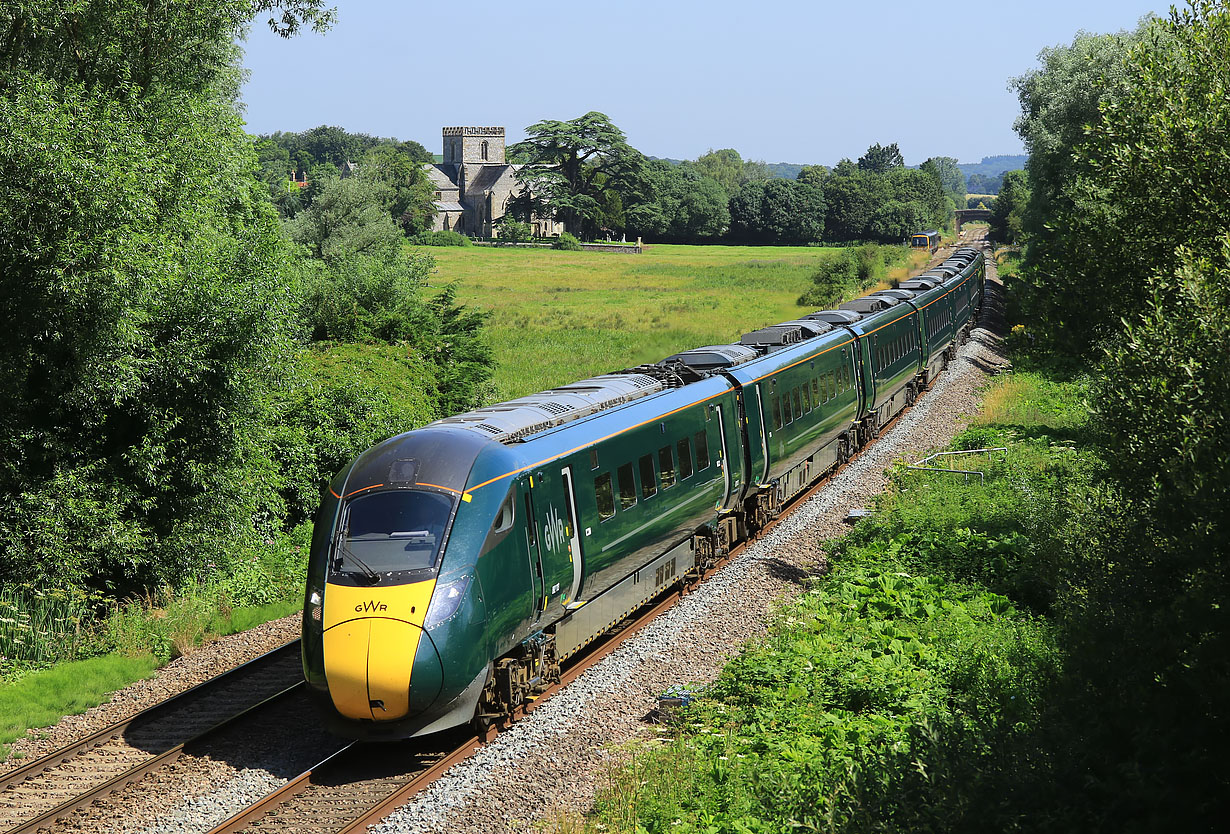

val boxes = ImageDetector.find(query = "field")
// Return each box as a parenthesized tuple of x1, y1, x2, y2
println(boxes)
(425, 243, 928, 400)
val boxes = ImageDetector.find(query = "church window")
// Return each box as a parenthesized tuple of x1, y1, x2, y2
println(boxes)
(481, 140, 489, 161)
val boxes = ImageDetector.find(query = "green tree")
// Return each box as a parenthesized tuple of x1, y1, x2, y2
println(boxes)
(857, 142, 904, 173)
(1009, 22, 1156, 353)
(867, 200, 931, 242)
(358, 143, 437, 236)
(965, 172, 1001, 194)
(693, 148, 745, 194)
(0, 1, 334, 96)
(823, 163, 889, 241)
(742, 159, 772, 183)
(729, 179, 824, 243)
(797, 164, 829, 187)
(625, 160, 730, 241)
(509, 111, 646, 238)
(920, 156, 966, 205)
(988, 170, 1029, 243)
(0, 78, 298, 592)
(496, 217, 533, 242)
(287, 175, 404, 263)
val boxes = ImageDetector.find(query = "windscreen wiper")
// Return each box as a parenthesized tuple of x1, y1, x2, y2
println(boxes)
(333, 538, 381, 584)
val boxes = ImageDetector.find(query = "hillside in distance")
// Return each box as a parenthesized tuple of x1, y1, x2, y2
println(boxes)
(958, 154, 1027, 179)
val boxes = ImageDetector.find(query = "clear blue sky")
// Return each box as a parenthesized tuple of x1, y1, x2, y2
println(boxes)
(239, 0, 1166, 166)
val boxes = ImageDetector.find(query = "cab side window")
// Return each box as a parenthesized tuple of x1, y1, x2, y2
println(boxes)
(493, 493, 515, 533)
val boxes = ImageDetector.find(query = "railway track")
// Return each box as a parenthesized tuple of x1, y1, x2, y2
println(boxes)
(0, 641, 304, 833)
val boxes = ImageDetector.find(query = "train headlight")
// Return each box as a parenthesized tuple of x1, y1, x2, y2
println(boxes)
(308, 589, 323, 622)
(424, 576, 470, 631)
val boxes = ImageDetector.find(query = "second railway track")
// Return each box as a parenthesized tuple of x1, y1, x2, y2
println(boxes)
(0, 641, 305, 833)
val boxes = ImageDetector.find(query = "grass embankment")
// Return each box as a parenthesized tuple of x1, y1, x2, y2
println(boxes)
(582, 368, 1093, 832)
(427, 243, 929, 400)
(0, 594, 302, 757)
(0, 527, 308, 760)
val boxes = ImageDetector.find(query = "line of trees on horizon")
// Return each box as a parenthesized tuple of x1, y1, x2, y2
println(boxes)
(257, 118, 969, 247)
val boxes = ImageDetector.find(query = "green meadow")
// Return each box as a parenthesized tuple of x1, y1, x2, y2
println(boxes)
(425, 244, 849, 400)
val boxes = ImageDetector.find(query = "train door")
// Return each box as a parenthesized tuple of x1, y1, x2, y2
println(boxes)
(713, 403, 734, 511)
(559, 465, 585, 603)
(518, 475, 546, 623)
(526, 468, 582, 612)
(754, 383, 770, 484)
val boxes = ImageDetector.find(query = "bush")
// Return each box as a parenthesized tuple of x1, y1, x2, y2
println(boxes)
(496, 219, 533, 242)
(270, 343, 439, 524)
(797, 244, 907, 308)
(553, 232, 583, 251)
(408, 229, 471, 247)
(296, 250, 435, 344)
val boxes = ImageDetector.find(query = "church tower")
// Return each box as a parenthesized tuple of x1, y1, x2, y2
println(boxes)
(441, 126, 506, 165)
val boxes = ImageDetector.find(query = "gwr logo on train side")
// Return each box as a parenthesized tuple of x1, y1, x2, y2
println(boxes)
(543, 504, 567, 553)
(354, 600, 388, 613)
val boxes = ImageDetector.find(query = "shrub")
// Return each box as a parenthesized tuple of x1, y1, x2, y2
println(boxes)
(269, 343, 439, 524)
(496, 218, 533, 242)
(797, 244, 906, 308)
(408, 229, 471, 247)
(553, 232, 583, 251)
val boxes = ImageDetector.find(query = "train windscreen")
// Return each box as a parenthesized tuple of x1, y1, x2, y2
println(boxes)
(334, 490, 454, 577)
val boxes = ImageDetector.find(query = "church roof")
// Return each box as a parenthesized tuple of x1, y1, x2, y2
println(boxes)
(435, 202, 465, 212)
(465, 164, 516, 193)
(425, 164, 459, 188)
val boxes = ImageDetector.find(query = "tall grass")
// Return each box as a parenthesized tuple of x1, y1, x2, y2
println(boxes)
(0, 587, 98, 673)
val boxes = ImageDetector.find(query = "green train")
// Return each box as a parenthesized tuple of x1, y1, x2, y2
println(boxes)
(302, 247, 987, 740)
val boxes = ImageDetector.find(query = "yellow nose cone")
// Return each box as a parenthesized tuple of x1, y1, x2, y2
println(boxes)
(321, 579, 436, 721)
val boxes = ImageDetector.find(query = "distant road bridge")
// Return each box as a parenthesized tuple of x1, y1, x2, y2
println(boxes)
(955, 208, 992, 233)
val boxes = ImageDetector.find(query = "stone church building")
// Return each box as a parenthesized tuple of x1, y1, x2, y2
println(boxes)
(423, 127, 561, 238)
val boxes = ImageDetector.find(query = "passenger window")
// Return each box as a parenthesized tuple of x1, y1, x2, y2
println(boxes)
(677, 437, 694, 479)
(695, 430, 710, 470)
(811, 377, 820, 404)
(783, 391, 793, 424)
(659, 446, 675, 489)
(772, 394, 783, 430)
(617, 463, 636, 509)
(594, 473, 615, 520)
(639, 454, 657, 499)
(792, 387, 802, 419)
(493, 493, 515, 533)
(590, 448, 599, 469)
(801, 383, 810, 412)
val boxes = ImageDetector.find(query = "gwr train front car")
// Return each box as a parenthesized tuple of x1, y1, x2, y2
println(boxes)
(302, 428, 509, 740)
